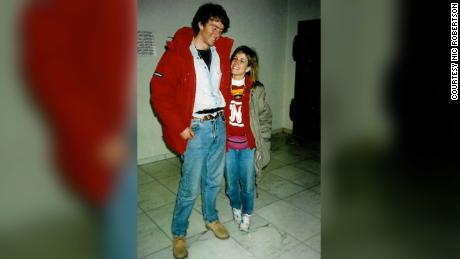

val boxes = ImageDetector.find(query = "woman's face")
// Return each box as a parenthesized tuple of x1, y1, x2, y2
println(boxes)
(231, 52, 250, 78)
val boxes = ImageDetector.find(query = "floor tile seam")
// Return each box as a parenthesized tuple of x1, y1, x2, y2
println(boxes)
(263, 171, 311, 190)
(277, 159, 312, 171)
(304, 232, 321, 244)
(281, 199, 321, 222)
(290, 163, 321, 175)
(271, 195, 322, 219)
(137, 167, 156, 180)
(156, 179, 181, 195)
(137, 236, 170, 257)
(280, 187, 316, 201)
(139, 245, 170, 259)
(309, 170, 321, 176)
(254, 198, 321, 225)
(270, 166, 320, 182)
(143, 172, 179, 196)
(280, 157, 317, 168)
(274, 241, 320, 258)
(165, 158, 182, 169)
(140, 164, 181, 180)
(265, 158, 289, 166)
(262, 175, 312, 194)
(307, 183, 321, 193)
(138, 204, 148, 214)
(138, 205, 156, 220)
(192, 206, 202, 215)
(295, 164, 321, 175)
(146, 171, 181, 183)
(223, 218, 284, 259)
(302, 239, 321, 253)
(138, 167, 174, 188)
(230, 234, 265, 259)
(249, 211, 314, 253)
(143, 208, 174, 243)
(184, 228, 243, 250)
(137, 166, 150, 173)
(263, 166, 288, 173)
(223, 232, 268, 259)
(303, 231, 321, 254)
(272, 150, 311, 158)
(279, 202, 321, 220)
(271, 144, 306, 150)
(142, 200, 176, 215)
(137, 183, 177, 202)
(138, 164, 173, 175)
(291, 206, 321, 220)
(137, 178, 156, 186)
(252, 195, 281, 211)
(137, 188, 176, 207)
(308, 183, 321, 188)
(271, 156, 305, 165)
(256, 184, 305, 200)
(187, 230, 207, 240)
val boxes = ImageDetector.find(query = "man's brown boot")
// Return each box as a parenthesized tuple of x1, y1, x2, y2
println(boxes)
(172, 236, 187, 259)
(205, 220, 230, 239)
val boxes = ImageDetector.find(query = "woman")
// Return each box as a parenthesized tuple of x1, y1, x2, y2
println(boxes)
(224, 46, 272, 232)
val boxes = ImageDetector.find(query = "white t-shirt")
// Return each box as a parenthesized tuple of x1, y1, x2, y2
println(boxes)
(189, 43, 226, 118)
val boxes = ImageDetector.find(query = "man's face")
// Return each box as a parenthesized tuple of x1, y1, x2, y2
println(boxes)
(198, 18, 224, 47)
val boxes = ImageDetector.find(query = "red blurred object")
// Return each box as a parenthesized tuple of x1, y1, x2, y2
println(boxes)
(20, 0, 135, 206)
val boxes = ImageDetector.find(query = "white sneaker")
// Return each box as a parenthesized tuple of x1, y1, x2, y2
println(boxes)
(239, 214, 251, 232)
(232, 208, 242, 224)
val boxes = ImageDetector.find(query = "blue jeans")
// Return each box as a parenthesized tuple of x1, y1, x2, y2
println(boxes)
(225, 148, 256, 215)
(171, 116, 226, 237)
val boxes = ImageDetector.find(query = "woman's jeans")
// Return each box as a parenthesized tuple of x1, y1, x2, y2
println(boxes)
(225, 148, 256, 215)
(171, 116, 226, 237)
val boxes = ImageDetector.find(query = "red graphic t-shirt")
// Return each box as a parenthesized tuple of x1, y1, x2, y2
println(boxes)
(224, 77, 256, 151)
(228, 78, 247, 135)
(227, 78, 250, 149)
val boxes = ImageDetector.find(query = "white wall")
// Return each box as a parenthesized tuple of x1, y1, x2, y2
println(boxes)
(137, 0, 320, 164)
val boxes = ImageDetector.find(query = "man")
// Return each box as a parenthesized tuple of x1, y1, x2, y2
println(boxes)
(150, 3, 233, 259)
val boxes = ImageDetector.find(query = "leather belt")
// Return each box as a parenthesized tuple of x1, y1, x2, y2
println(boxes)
(192, 110, 224, 121)
(196, 107, 224, 114)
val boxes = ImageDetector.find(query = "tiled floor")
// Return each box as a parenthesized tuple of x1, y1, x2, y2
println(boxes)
(137, 133, 321, 259)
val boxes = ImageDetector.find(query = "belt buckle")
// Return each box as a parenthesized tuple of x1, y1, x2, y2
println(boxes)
(200, 110, 222, 121)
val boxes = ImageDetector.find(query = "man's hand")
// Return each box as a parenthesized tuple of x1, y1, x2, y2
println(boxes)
(180, 127, 195, 140)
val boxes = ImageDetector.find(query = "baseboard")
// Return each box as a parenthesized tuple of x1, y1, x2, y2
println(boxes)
(137, 152, 177, 165)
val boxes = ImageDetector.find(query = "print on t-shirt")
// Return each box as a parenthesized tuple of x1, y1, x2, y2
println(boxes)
(229, 100, 244, 127)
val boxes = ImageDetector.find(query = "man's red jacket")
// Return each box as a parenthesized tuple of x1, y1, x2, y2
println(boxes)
(150, 27, 233, 154)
